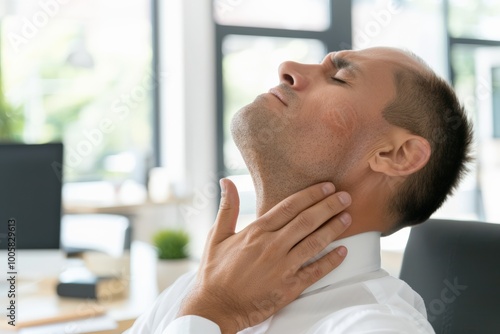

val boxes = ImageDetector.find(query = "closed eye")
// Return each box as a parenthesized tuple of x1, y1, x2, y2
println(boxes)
(331, 77, 346, 84)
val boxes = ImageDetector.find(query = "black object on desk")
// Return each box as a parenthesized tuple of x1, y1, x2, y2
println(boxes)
(56, 266, 127, 300)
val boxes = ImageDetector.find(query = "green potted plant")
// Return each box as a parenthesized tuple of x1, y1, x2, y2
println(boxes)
(153, 229, 189, 260)
(152, 229, 194, 292)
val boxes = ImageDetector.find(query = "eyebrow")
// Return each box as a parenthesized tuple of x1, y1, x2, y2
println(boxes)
(331, 55, 360, 75)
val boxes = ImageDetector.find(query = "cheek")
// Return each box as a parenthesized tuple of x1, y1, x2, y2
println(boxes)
(320, 98, 362, 139)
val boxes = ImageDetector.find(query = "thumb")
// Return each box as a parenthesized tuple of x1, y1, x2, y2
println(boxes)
(212, 178, 240, 243)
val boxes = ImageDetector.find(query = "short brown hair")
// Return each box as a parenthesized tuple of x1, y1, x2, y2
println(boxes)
(382, 57, 473, 233)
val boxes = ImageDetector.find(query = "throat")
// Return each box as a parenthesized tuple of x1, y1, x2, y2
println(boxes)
(254, 179, 293, 217)
(253, 173, 330, 217)
(253, 175, 300, 217)
(253, 173, 392, 237)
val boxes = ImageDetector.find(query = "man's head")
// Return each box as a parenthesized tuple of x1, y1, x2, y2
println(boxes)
(231, 47, 473, 235)
(380, 52, 473, 233)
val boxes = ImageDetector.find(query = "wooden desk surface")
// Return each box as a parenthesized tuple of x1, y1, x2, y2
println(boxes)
(0, 242, 159, 333)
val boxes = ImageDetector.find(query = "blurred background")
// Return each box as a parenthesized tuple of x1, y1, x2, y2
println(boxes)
(1, 0, 499, 259)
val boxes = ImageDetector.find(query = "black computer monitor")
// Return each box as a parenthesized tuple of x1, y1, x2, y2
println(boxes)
(0, 143, 63, 249)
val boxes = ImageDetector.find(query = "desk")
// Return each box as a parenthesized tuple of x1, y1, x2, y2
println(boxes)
(0, 242, 160, 333)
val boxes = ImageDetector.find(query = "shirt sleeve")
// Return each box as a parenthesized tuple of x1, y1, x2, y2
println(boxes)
(162, 316, 221, 334)
(124, 271, 199, 334)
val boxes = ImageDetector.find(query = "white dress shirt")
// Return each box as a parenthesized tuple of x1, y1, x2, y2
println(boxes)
(125, 232, 435, 334)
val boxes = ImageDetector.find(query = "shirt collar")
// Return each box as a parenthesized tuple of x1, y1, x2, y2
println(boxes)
(301, 231, 382, 294)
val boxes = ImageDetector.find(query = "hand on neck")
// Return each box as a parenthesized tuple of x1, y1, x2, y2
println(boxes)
(252, 170, 394, 238)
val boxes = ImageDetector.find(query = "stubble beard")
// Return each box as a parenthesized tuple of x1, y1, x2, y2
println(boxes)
(230, 95, 346, 216)
(231, 96, 286, 210)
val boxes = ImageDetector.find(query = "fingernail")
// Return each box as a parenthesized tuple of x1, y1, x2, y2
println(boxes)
(336, 246, 347, 257)
(219, 179, 226, 196)
(339, 213, 351, 226)
(338, 192, 351, 205)
(322, 182, 335, 195)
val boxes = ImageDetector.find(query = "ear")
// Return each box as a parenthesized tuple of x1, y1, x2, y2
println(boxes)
(369, 130, 431, 177)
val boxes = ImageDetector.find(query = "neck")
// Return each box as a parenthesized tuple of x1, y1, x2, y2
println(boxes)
(253, 170, 313, 217)
(252, 171, 393, 238)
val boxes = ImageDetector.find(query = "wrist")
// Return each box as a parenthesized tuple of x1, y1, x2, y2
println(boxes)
(177, 290, 242, 334)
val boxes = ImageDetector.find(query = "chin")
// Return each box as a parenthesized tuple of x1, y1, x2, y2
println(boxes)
(230, 100, 276, 152)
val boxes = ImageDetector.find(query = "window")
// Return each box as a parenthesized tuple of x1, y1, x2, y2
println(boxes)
(214, 0, 330, 31)
(214, 0, 352, 174)
(448, 0, 500, 41)
(0, 0, 156, 185)
(445, 0, 500, 223)
(214, 0, 351, 219)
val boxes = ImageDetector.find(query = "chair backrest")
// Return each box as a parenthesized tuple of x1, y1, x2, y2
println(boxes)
(399, 219, 500, 334)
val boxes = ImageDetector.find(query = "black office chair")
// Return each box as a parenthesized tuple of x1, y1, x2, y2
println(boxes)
(399, 219, 500, 334)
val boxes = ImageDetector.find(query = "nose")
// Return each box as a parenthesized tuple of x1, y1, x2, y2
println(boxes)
(278, 61, 310, 90)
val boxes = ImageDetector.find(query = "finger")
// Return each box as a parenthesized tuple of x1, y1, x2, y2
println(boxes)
(211, 178, 240, 244)
(257, 182, 336, 232)
(295, 246, 348, 288)
(279, 191, 351, 247)
(287, 211, 351, 265)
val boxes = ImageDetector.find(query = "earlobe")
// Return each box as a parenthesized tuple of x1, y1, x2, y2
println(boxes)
(369, 135, 431, 177)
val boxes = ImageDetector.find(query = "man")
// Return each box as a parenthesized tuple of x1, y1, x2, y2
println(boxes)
(126, 47, 472, 333)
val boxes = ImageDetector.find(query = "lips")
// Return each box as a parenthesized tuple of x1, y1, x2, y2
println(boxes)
(268, 87, 288, 106)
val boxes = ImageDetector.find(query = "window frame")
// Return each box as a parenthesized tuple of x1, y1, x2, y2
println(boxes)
(151, 0, 161, 167)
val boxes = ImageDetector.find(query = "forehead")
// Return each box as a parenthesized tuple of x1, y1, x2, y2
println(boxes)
(330, 47, 423, 70)
(332, 47, 427, 102)
(331, 47, 424, 76)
